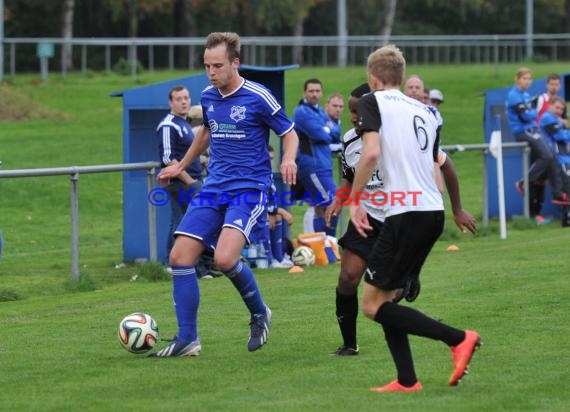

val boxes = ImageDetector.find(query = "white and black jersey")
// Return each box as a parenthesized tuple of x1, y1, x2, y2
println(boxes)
(357, 89, 444, 218)
(341, 127, 386, 222)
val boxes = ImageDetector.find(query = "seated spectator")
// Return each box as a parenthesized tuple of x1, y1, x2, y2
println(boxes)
(539, 96, 570, 199)
(505, 67, 569, 213)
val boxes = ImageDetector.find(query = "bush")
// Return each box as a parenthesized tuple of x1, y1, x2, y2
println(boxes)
(112, 57, 144, 76)
(65, 274, 98, 292)
(136, 261, 170, 282)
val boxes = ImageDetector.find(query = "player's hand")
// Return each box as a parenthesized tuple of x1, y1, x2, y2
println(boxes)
(325, 202, 342, 227)
(349, 204, 372, 238)
(277, 208, 294, 225)
(157, 163, 182, 184)
(453, 209, 477, 234)
(280, 159, 297, 186)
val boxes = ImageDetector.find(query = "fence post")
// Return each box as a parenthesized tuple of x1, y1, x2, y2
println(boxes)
(147, 168, 157, 262)
(482, 148, 489, 226)
(70, 171, 80, 281)
(522, 146, 530, 218)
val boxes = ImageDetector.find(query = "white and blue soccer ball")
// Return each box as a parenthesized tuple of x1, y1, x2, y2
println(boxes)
(292, 246, 316, 267)
(118, 312, 159, 354)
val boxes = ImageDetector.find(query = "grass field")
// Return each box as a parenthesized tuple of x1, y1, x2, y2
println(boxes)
(1, 63, 570, 411)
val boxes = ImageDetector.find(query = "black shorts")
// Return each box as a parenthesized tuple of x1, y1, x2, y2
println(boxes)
(364, 211, 444, 291)
(338, 214, 384, 262)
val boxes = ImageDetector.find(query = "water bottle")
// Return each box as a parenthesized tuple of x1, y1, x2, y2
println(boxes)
(247, 243, 258, 268)
(256, 243, 268, 269)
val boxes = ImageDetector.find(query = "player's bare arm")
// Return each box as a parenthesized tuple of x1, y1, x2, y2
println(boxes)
(280, 129, 299, 185)
(326, 177, 351, 226)
(440, 156, 477, 234)
(349, 130, 379, 237)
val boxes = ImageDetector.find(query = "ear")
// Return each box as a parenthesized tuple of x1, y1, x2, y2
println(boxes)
(367, 73, 378, 91)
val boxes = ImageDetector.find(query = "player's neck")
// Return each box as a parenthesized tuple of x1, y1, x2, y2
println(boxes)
(219, 75, 244, 96)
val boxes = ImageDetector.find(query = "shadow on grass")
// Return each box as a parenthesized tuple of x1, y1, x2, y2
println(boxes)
(0, 288, 21, 302)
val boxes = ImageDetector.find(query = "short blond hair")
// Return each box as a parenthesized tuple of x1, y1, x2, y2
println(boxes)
(367, 44, 406, 87)
(515, 67, 533, 80)
(206, 32, 241, 60)
(188, 105, 203, 120)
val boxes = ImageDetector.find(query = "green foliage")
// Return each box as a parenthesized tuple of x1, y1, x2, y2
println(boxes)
(510, 216, 541, 230)
(64, 274, 98, 293)
(112, 57, 144, 76)
(135, 261, 171, 282)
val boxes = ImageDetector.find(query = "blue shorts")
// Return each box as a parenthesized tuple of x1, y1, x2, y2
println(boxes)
(175, 190, 267, 252)
(299, 170, 337, 207)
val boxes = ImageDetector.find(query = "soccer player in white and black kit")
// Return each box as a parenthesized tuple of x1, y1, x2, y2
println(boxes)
(350, 45, 481, 392)
(154, 32, 298, 357)
(327, 83, 388, 356)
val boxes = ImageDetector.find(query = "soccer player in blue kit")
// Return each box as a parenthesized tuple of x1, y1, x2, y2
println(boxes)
(152, 32, 299, 357)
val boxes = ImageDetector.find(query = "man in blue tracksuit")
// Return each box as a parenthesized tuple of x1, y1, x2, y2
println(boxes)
(505, 67, 568, 212)
(294, 78, 341, 236)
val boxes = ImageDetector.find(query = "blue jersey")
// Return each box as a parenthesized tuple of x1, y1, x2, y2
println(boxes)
(539, 111, 570, 164)
(294, 99, 336, 178)
(329, 117, 342, 145)
(201, 79, 294, 193)
(506, 86, 538, 134)
(157, 114, 202, 180)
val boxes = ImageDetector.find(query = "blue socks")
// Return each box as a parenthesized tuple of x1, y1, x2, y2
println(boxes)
(313, 215, 337, 237)
(260, 221, 273, 263)
(271, 219, 284, 262)
(313, 216, 327, 232)
(172, 266, 199, 342)
(224, 260, 265, 315)
(326, 215, 338, 237)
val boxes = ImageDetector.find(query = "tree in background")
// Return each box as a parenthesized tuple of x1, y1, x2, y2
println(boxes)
(61, 0, 75, 72)
(381, 0, 397, 45)
(5, 0, 570, 71)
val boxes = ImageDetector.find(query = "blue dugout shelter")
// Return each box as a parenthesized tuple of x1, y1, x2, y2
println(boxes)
(112, 64, 298, 262)
(483, 72, 570, 218)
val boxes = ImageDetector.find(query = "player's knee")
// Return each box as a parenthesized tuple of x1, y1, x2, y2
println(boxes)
(169, 237, 199, 267)
(361, 301, 379, 320)
(213, 252, 237, 272)
(169, 248, 190, 266)
(337, 271, 360, 295)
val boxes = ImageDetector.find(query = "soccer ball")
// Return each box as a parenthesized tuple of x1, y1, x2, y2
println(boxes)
(118, 312, 159, 354)
(292, 246, 316, 266)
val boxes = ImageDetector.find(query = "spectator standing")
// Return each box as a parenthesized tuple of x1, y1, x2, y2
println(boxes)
(294, 79, 340, 237)
(429, 89, 444, 109)
(536, 73, 568, 126)
(325, 92, 345, 150)
(157, 86, 203, 260)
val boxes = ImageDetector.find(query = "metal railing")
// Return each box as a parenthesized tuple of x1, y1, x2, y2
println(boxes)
(3, 34, 570, 79)
(442, 142, 531, 224)
(0, 142, 530, 279)
(0, 161, 160, 281)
